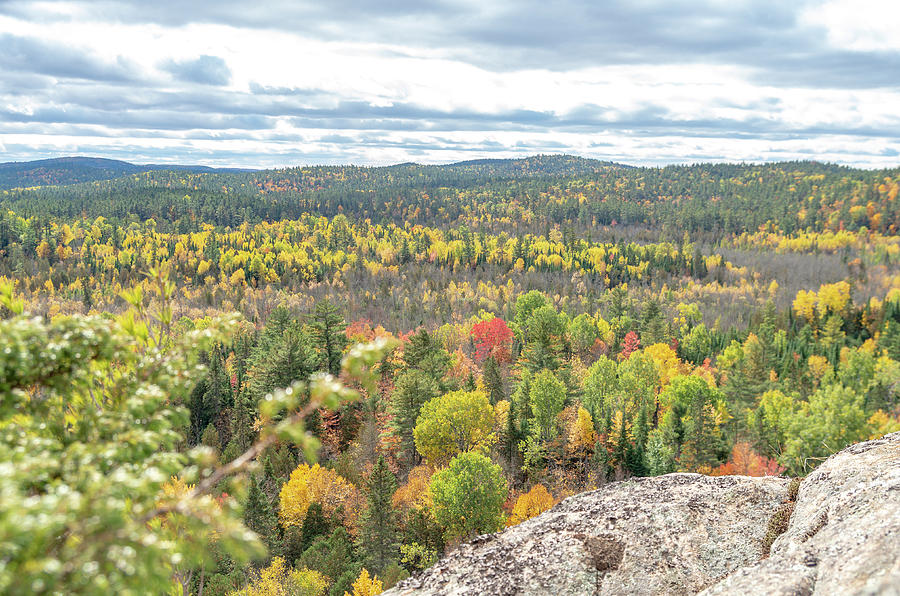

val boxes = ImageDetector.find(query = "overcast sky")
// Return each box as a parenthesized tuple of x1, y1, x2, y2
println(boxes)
(1, 0, 899, 168)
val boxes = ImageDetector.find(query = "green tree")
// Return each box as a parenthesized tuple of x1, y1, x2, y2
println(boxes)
(402, 330, 452, 385)
(521, 305, 564, 371)
(657, 375, 727, 471)
(482, 355, 505, 404)
(309, 299, 348, 376)
(390, 370, 440, 463)
(359, 456, 399, 574)
(529, 369, 567, 441)
(0, 304, 263, 594)
(429, 452, 507, 540)
(413, 390, 495, 464)
(300, 528, 360, 596)
(782, 383, 870, 474)
(582, 356, 619, 431)
(244, 475, 280, 557)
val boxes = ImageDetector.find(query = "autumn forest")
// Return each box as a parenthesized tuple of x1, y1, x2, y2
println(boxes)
(2, 155, 899, 596)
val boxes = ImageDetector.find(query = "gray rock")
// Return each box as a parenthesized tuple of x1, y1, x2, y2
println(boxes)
(386, 432, 900, 596)
(700, 431, 900, 596)
(387, 474, 788, 595)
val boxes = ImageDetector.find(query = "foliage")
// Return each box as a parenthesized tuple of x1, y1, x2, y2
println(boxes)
(279, 464, 357, 529)
(507, 484, 555, 526)
(429, 452, 508, 540)
(231, 557, 327, 596)
(343, 569, 383, 596)
(413, 390, 495, 464)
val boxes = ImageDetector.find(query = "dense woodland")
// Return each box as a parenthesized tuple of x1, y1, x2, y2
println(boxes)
(1, 155, 899, 595)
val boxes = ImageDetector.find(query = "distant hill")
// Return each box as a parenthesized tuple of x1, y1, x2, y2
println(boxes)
(444, 154, 629, 176)
(0, 157, 255, 190)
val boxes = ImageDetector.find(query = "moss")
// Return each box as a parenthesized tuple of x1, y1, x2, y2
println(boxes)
(762, 477, 804, 557)
(762, 501, 795, 556)
(787, 477, 802, 502)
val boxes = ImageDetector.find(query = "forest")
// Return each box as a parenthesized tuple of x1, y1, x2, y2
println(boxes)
(1, 155, 898, 595)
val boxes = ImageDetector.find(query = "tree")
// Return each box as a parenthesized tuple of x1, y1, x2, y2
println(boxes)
(782, 383, 870, 474)
(359, 456, 399, 574)
(402, 330, 452, 384)
(244, 475, 280, 556)
(343, 569, 383, 596)
(309, 299, 348, 376)
(567, 407, 596, 461)
(620, 331, 640, 360)
(0, 282, 274, 594)
(482, 355, 505, 404)
(529, 369, 567, 441)
(747, 389, 795, 459)
(582, 356, 618, 430)
(413, 390, 495, 464)
(709, 443, 784, 477)
(429, 452, 507, 540)
(300, 528, 360, 596)
(507, 484, 554, 526)
(657, 375, 727, 471)
(234, 557, 327, 596)
(279, 464, 357, 529)
(390, 370, 440, 463)
(471, 317, 514, 363)
(513, 290, 549, 340)
(569, 313, 600, 360)
(521, 305, 564, 371)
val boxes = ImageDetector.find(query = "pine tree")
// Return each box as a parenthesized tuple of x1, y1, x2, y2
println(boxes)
(626, 406, 649, 476)
(360, 456, 399, 574)
(309, 299, 347, 376)
(244, 475, 280, 557)
(482, 355, 505, 404)
(223, 392, 255, 462)
(390, 370, 440, 464)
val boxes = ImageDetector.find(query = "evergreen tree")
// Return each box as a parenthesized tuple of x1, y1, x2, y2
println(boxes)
(482, 355, 505, 404)
(223, 392, 255, 461)
(360, 456, 399, 574)
(390, 370, 440, 464)
(244, 475, 280, 557)
(626, 406, 649, 476)
(403, 330, 451, 383)
(309, 299, 347, 376)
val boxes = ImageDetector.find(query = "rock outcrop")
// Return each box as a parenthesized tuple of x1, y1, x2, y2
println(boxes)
(386, 432, 900, 595)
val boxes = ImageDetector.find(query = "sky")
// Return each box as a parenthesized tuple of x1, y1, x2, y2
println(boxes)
(1, 0, 899, 168)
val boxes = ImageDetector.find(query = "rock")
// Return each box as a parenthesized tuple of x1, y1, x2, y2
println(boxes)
(700, 431, 900, 596)
(387, 474, 789, 595)
(385, 432, 900, 596)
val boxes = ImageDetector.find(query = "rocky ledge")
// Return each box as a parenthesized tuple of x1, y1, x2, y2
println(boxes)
(386, 432, 900, 595)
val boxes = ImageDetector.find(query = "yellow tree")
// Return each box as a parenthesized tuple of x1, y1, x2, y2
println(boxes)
(278, 464, 357, 528)
(643, 343, 684, 388)
(817, 281, 851, 318)
(233, 557, 327, 596)
(344, 569, 383, 596)
(567, 406, 596, 460)
(792, 289, 818, 323)
(507, 484, 555, 526)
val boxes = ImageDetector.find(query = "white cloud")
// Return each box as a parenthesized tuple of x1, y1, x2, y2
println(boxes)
(0, 2, 898, 167)
(803, 0, 900, 52)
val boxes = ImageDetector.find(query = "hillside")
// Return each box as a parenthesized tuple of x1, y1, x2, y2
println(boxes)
(387, 432, 900, 595)
(0, 156, 255, 189)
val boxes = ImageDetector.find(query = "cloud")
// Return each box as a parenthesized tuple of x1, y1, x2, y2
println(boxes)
(0, 33, 137, 82)
(161, 55, 231, 86)
(0, 0, 898, 167)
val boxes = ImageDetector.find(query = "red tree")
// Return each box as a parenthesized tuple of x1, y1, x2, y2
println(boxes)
(471, 317, 514, 363)
(620, 331, 640, 360)
(710, 442, 784, 477)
